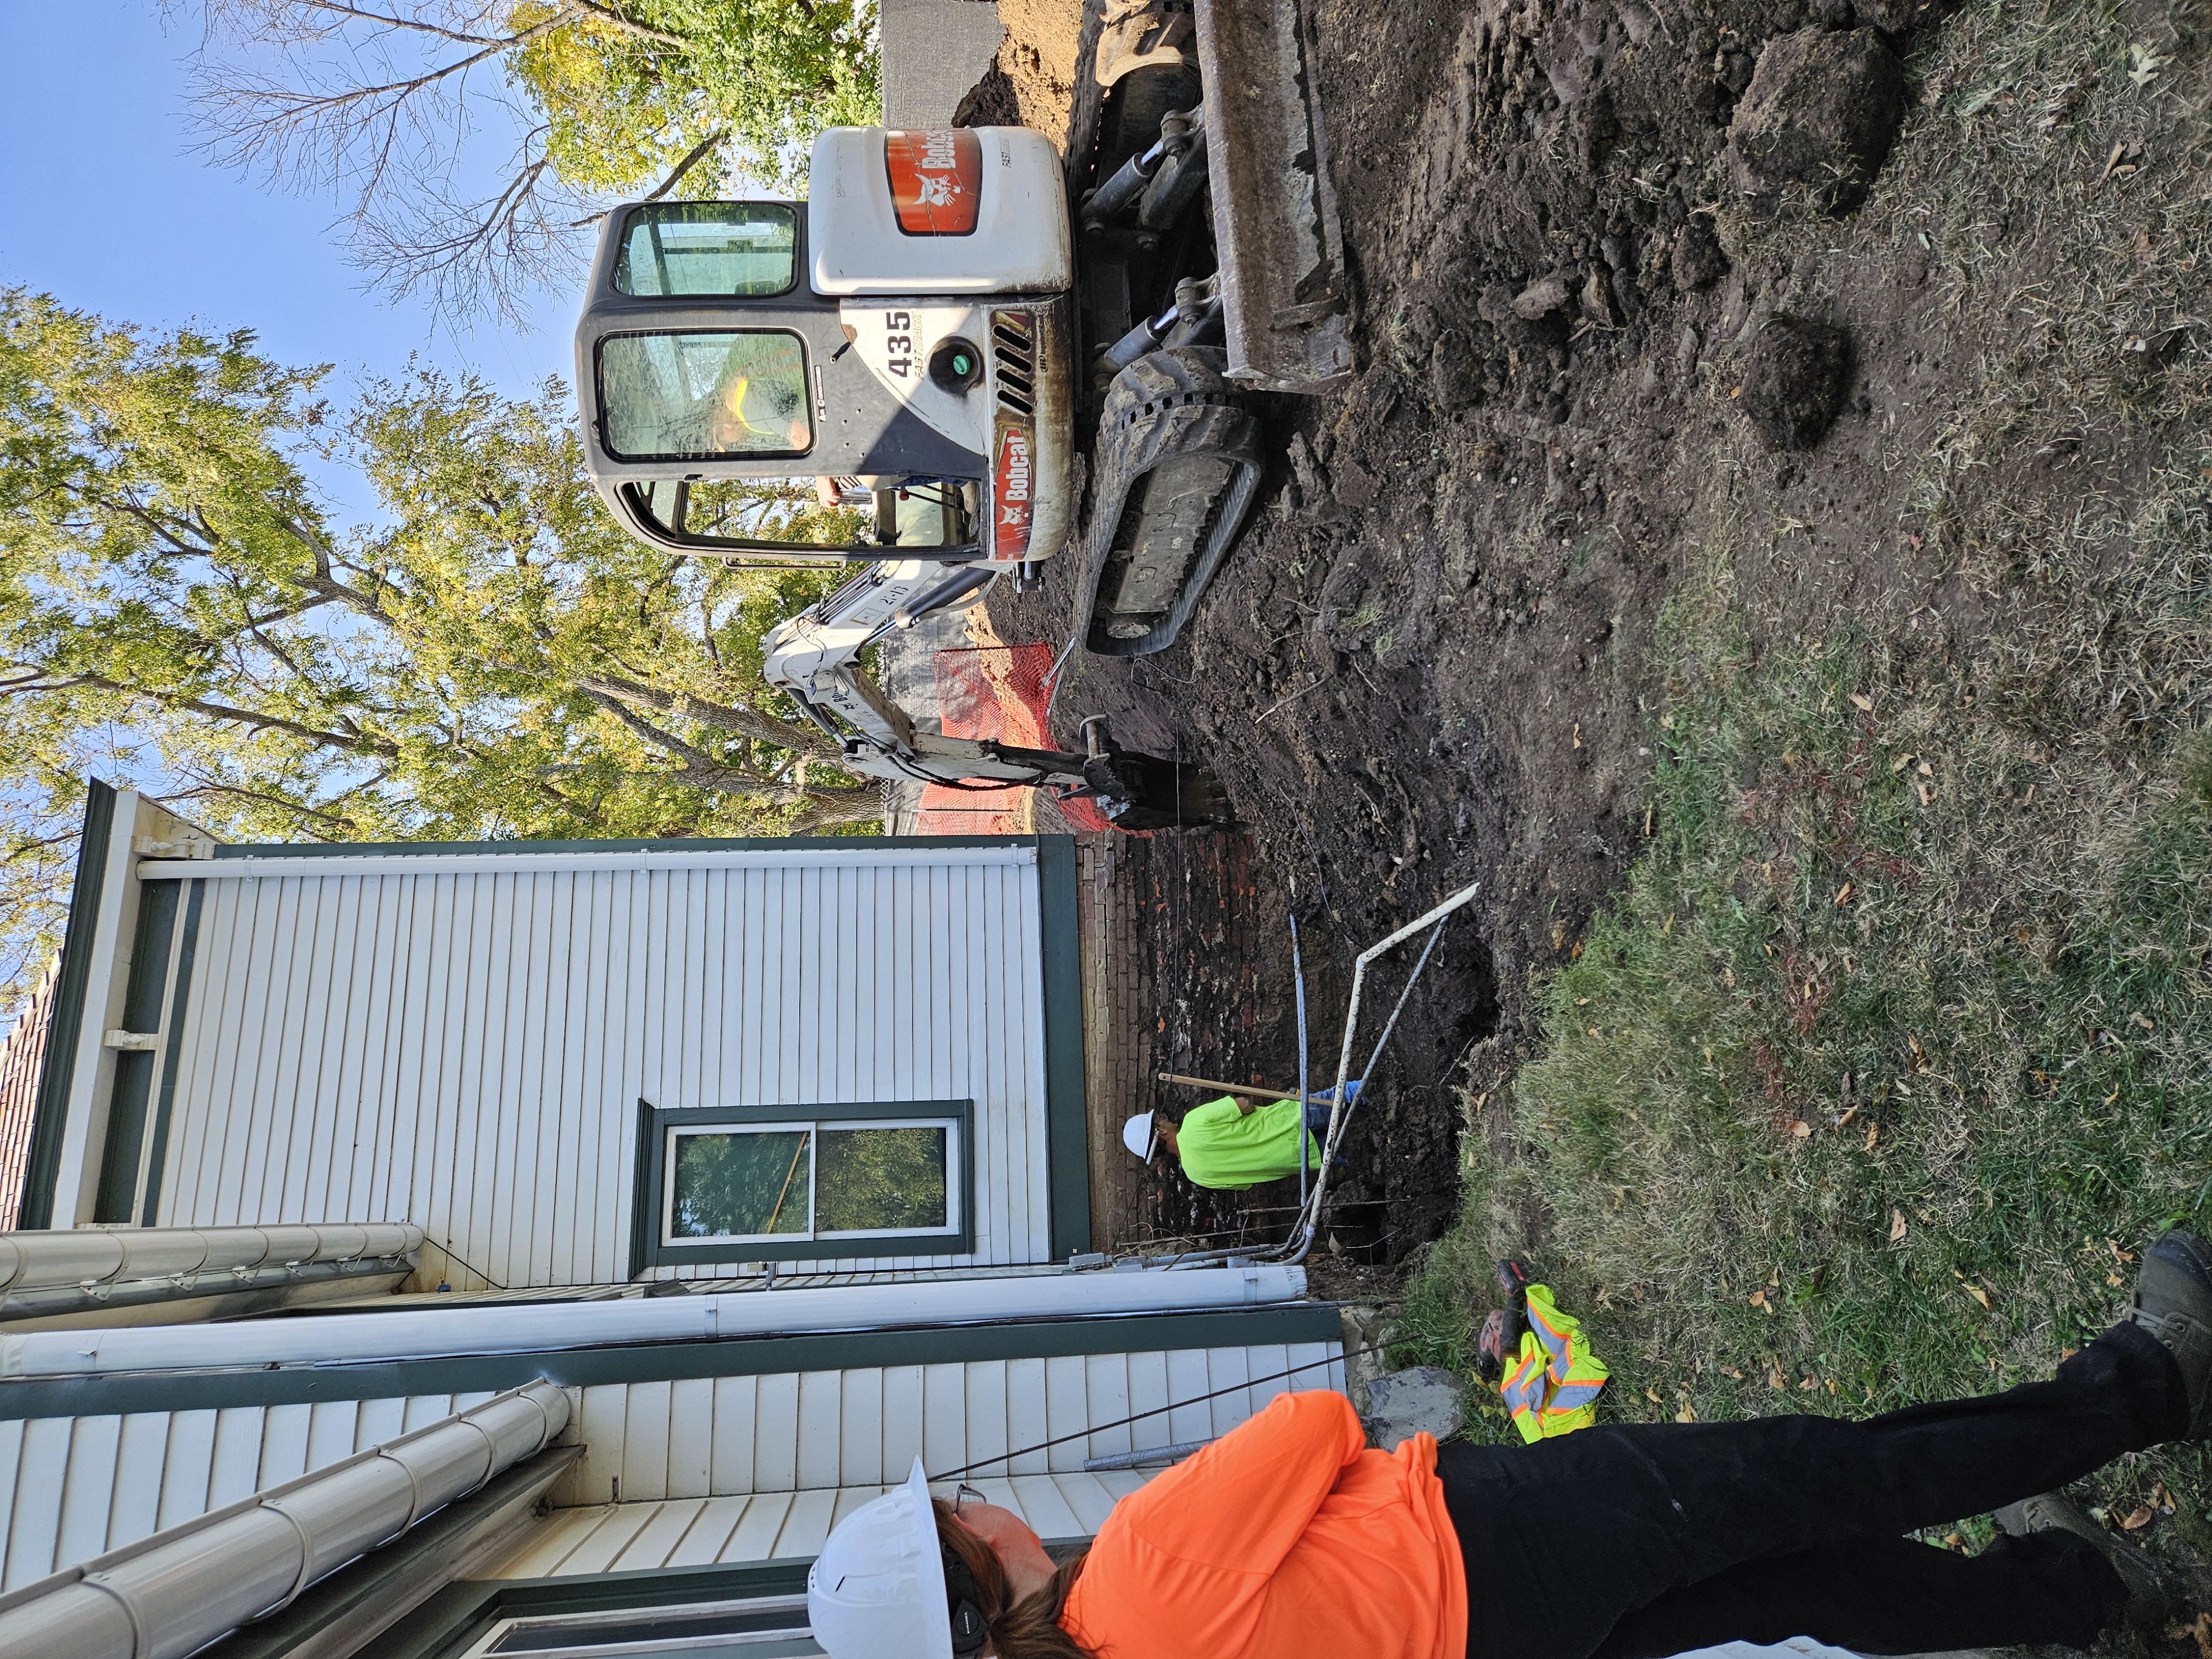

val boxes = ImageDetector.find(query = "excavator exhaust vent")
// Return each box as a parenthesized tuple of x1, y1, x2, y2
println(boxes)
(991, 311, 1037, 419)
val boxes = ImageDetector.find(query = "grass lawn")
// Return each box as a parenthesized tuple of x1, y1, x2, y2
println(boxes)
(1401, 0, 2212, 1561)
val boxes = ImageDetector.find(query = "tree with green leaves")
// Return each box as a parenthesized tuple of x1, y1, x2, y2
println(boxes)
(185, 0, 880, 319)
(0, 289, 881, 1004)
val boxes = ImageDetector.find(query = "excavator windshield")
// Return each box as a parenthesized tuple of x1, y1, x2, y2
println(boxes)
(598, 330, 812, 462)
(612, 202, 797, 298)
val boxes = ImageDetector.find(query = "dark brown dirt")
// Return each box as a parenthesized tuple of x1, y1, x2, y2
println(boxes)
(975, 0, 2212, 1268)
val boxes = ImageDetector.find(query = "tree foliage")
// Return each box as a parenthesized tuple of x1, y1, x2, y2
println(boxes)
(184, 0, 880, 319)
(0, 289, 880, 1006)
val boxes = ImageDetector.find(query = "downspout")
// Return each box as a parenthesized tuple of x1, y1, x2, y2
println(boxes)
(0, 1381, 570, 1659)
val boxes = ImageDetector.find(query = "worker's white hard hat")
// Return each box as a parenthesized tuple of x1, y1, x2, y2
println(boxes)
(807, 1457, 955, 1659)
(1121, 1111, 1157, 1162)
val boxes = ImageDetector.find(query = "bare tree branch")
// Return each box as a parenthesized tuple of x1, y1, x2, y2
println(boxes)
(572, 126, 724, 226)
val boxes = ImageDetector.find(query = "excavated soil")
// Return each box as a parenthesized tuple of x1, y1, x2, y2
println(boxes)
(969, 0, 2212, 1267)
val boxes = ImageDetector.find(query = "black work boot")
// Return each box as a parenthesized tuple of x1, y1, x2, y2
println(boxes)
(2124, 1228, 2212, 1437)
(1995, 1491, 2171, 1630)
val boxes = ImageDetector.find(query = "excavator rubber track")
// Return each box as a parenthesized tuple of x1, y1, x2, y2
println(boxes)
(1078, 347, 1263, 656)
(1062, 0, 1350, 658)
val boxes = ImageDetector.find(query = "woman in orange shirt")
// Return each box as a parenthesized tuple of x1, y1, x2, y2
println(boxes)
(807, 1230, 2212, 1659)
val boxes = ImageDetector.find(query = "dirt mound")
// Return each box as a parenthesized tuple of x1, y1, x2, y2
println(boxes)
(958, 0, 1083, 145)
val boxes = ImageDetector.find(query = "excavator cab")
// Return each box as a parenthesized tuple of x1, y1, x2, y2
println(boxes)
(575, 143, 1077, 573)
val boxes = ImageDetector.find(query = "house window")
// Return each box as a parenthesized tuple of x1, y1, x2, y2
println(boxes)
(633, 1099, 974, 1271)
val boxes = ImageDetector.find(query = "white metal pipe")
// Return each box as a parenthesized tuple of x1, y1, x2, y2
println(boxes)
(0, 1381, 568, 1659)
(0, 1262, 1306, 1379)
(1291, 880, 1483, 1255)
(138, 845, 1038, 881)
(0, 1223, 420, 1294)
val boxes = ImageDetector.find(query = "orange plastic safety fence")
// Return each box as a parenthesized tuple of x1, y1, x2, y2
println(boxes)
(916, 646, 1118, 834)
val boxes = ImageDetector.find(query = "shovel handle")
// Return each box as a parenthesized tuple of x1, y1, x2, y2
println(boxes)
(1155, 1071, 1295, 1099)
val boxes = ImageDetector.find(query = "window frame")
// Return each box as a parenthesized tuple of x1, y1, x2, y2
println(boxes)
(631, 1098, 977, 1271)
(595, 328, 816, 465)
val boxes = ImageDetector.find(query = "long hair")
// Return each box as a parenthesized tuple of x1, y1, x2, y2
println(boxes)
(931, 1499, 1094, 1659)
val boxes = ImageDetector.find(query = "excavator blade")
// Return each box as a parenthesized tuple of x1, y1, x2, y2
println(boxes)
(1194, 0, 1354, 393)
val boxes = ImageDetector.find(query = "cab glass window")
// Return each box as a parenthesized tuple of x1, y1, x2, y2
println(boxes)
(614, 202, 797, 296)
(599, 331, 812, 461)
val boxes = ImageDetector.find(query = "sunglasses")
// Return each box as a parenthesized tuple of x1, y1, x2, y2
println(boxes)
(954, 1483, 989, 1518)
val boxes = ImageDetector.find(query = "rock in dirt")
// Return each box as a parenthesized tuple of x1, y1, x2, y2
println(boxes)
(1581, 268, 1620, 327)
(1513, 273, 1573, 321)
(1741, 315, 1852, 450)
(1362, 1366, 1466, 1452)
(1728, 27, 1907, 213)
(1672, 216, 1728, 292)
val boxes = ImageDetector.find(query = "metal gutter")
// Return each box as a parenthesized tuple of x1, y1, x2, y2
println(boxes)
(139, 844, 1039, 881)
(0, 1260, 1304, 1380)
(196, 1446, 585, 1659)
(0, 1303, 1344, 1420)
(0, 1382, 570, 1659)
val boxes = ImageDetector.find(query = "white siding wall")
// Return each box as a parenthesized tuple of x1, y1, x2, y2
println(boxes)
(548, 1341, 1348, 1507)
(155, 852, 1051, 1282)
(484, 1474, 1152, 1577)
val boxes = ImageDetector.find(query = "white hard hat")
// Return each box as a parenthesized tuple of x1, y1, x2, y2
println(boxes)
(807, 1458, 955, 1659)
(1121, 1112, 1157, 1162)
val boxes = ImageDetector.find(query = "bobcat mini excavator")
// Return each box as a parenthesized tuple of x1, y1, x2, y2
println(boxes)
(573, 1, 1350, 828)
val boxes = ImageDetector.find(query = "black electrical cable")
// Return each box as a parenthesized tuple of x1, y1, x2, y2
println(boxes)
(928, 1336, 1395, 1480)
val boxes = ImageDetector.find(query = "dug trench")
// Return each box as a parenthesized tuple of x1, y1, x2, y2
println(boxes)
(972, 0, 2212, 1327)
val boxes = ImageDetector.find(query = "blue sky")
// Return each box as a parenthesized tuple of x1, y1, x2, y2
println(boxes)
(0, 1, 579, 517)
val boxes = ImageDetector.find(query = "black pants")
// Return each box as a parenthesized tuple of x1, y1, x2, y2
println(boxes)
(1438, 1322, 2186, 1659)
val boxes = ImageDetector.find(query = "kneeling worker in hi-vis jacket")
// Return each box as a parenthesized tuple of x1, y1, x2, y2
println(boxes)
(807, 1229, 2212, 1659)
(1122, 1082, 1361, 1191)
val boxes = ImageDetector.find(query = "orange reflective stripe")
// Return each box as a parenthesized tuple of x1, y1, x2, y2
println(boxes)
(1526, 1294, 1575, 1376)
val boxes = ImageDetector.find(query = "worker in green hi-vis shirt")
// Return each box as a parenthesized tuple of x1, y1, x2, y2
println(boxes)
(1121, 1081, 1362, 1190)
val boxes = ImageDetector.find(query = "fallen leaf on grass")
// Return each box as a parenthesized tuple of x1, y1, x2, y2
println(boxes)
(1918, 782, 1936, 805)
(1834, 881, 1854, 906)
(1646, 1387, 1663, 1403)
(1866, 1121, 1881, 1150)
(1767, 1366, 1789, 1390)
(1964, 1283, 1991, 1310)
(1835, 1105, 1859, 1130)
(1791, 1120, 1812, 1138)
(1891, 1208, 1909, 1242)
(2181, 1612, 2212, 1659)
(1799, 1375, 1817, 1390)
(1675, 1403, 1697, 1422)
(1850, 692, 1874, 712)
(2130, 1011, 2156, 1032)
(2122, 1504, 2155, 1530)
(1720, 1366, 1744, 1380)
(1942, 1531, 1965, 1550)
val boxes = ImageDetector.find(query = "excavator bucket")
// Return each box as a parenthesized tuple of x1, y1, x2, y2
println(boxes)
(1194, 0, 1354, 393)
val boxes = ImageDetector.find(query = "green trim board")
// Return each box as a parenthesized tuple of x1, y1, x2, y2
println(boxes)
(93, 876, 180, 1224)
(1036, 834, 1090, 1259)
(628, 1098, 978, 1274)
(0, 1303, 1347, 1419)
(138, 876, 205, 1225)
(19, 780, 117, 1230)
